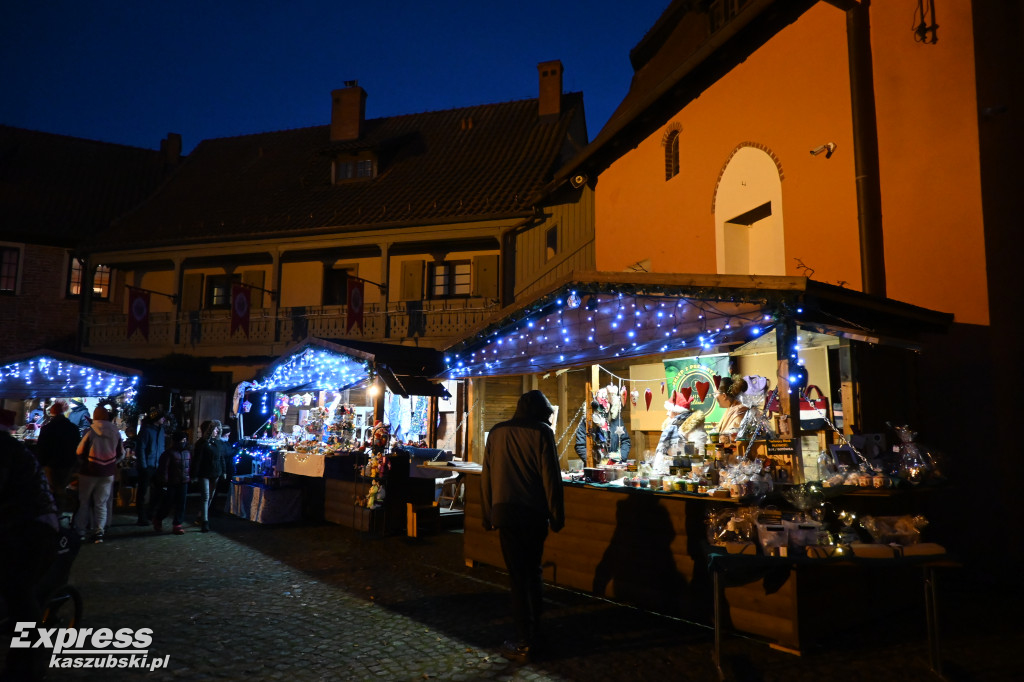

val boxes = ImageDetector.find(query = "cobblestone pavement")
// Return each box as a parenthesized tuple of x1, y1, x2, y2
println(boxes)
(8, 500, 1017, 682)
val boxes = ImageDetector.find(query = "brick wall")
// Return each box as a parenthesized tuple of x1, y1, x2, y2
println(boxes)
(0, 243, 105, 356)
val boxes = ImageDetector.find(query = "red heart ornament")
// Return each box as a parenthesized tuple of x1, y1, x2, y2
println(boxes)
(712, 375, 722, 390)
(644, 388, 652, 411)
(621, 385, 628, 406)
(695, 381, 711, 402)
(681, 386, 692, 401)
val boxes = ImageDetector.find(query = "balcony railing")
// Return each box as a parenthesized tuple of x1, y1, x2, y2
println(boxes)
(82, 299, 498, 356)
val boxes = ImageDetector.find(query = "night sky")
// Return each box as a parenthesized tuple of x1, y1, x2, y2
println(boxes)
(1, 1, 669, 153)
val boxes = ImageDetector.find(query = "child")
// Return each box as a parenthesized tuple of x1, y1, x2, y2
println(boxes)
(152, 431, 191, 535)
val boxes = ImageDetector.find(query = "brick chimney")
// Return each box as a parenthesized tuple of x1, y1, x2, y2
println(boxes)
(331, 81, 367, 141)
(537, 60, 563, 118)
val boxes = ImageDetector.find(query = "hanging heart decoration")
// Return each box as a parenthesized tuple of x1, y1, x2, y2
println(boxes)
(630, 389, 639, 407)
(644, 388, 652, 411)
(695, 380, 711, 402)
(661, 381, 666, 394)
(621, 385, 628, 407)
(681, 386, 692, 402)
(712, 375, 722, 390)
(671, 390, 677, 405)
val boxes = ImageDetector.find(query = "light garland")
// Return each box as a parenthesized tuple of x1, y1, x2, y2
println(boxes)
(0, 356, 139, 397)
(250, 347, 370, 393)
(444, 286, 789, 378)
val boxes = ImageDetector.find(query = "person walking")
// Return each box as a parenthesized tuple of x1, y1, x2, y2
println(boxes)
(193, 419, 228, 532)
(152, 430, 191, 535)
(134, 407, 166, 526)
(74, 405, 124, 543)
(480, 389, 565, 661)
(35, 399, 81, 518)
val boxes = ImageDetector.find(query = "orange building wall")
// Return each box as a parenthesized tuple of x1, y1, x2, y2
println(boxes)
(596, 2, 988, 325)
(870, 2, 987, 325)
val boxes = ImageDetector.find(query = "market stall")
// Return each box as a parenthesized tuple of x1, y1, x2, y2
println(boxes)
(444, 272, 953, 652)
(234, 337, 457, 531)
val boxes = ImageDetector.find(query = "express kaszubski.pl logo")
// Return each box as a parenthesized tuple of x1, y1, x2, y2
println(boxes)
(10, 622, 170, 671)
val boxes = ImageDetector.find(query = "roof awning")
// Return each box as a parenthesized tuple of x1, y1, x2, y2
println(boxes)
(250, 337, 447, 397)
(0, 349, 142, 399)
(441, 271, 952, 378)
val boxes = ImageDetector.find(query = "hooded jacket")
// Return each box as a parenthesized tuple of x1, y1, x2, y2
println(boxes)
(481, 390, 564, 532)
(137, 419, 166, 469)
(76, 420, 124, 477)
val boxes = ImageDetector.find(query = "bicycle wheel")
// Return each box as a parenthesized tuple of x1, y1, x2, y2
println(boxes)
(41, 585, 82, 629)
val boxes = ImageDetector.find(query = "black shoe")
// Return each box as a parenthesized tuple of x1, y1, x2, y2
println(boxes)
(499, 640, 530, 662)
(200, 522, 210, 533)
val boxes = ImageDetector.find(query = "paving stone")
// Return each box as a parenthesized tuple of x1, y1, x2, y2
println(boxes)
(6, 507, 1015, 681)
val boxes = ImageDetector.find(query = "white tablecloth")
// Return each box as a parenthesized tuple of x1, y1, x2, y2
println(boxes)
(283, 451, 326, 477)
(229, 482, 302, 524)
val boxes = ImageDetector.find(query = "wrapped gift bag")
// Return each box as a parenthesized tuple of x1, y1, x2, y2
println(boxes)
(799, 385, 830, 431)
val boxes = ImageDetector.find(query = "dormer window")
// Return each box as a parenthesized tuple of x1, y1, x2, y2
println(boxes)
(332, 152, 376, 183)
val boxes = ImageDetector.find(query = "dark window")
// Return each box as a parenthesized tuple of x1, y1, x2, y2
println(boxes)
(205, 274, 241, 309)
(356, 159, 373, 178)
(333, 157, 375, 182)
(0, 247, 19, 294)
(323, 266, 356, 306)
(67, 258, 84, 297)
(546, 226, 558, 262)
(429, 261, 471, 298)
(664, 130, 680, 180)
(92, 264, 111, 300)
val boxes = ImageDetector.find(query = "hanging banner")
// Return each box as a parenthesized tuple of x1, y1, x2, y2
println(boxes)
(231, 284, 251, 337)
(346, 276, 365, 333)
(127, 288, 150, 340)
(662, 354, 731, 425)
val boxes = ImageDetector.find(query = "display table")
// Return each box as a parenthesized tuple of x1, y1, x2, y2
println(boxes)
(707, 549, 959, 679)
(230, 481, 303, 524)
(283, 451, 326, 477)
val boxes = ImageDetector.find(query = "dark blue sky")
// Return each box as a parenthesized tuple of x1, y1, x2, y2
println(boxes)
(1, 1, 669, 153)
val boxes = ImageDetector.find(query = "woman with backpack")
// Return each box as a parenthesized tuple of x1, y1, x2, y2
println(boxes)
(74, 406, 124, 544)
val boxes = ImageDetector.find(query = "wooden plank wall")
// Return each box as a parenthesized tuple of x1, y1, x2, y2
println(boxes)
(464, 475, 802, 650)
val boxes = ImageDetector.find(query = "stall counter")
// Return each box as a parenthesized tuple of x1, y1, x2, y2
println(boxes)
(463, 471, 919, 652)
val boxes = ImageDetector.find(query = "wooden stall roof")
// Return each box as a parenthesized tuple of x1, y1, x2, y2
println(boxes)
(441, 271, 952, 378)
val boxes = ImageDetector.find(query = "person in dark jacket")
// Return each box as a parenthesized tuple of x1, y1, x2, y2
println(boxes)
(481, 390, 565, 661)
(192, 420, 229, 532)
(574, 399, 631, 464)
(152, 430, 191, 535)
(67, 399, 92, 436)
(35, 399, 81, 515)
(1, 422, 59, 680)
(134, 407, 167, 526)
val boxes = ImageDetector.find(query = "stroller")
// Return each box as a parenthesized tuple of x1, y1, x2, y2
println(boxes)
(0, 525, 84, 630)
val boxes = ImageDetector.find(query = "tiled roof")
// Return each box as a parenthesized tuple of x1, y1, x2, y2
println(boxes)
(103, 94, 585, 248)
(0, 125, 173, 247)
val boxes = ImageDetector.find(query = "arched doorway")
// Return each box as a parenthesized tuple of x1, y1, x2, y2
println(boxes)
(713, 145, 785, 275)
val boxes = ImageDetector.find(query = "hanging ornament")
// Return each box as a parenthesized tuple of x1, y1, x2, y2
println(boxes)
(242, 400, 252, 413)
(302, 392, 314, 406)
(712, 375, 723, 391)
(671, 389, 677, 405)
(621, 385, 628, 407)
(630, 389, 639, 407)
(661, 381, 666, 395)
(681, 386, 692, 402)
(695, 380, 711, 402)
(644, 388, 653, 411)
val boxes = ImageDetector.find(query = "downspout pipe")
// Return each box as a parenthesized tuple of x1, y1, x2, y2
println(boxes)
(846, 0, 887, 297)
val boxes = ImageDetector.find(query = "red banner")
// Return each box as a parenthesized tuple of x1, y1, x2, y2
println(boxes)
(127, 288, 150, 340)
(231, 284, 251, 337)
(346, 277, 364, 333)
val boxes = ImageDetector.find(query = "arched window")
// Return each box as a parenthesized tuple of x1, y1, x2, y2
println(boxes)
(664, 130, 680, 180)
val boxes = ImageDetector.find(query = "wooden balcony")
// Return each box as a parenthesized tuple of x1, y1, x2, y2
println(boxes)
(81, 299, 499, 359)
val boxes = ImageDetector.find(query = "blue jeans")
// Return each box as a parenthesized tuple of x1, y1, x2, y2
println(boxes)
(199, 476, 223, 523)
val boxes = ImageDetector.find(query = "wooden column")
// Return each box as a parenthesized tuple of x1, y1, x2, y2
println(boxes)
(776, 317, 804, 481)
